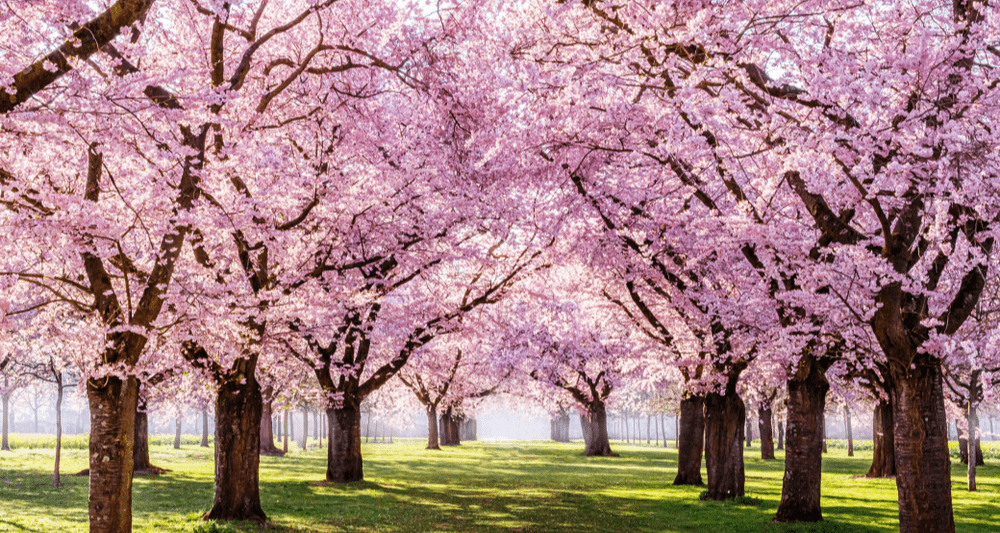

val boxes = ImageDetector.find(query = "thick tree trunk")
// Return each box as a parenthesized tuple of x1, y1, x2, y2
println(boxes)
(87, 376, 138, 533)
(174, 416, 182, 449)
(202, 409, 210, 448)
(845, 405, 854, 457)
(776, 419, 784, 451)
(326, 403, 363, 482)
(703, 381, 745, 501)
(259, 401, 283, 455)
(867, 399, 896, 477)
(203, 374, 266, 524)
(426, 406, 440, 450)
(774, 358, 828, 522)
(582, 402, 617, 456)
(550, 412, 571, 442)
(673, 396, 704, 485)
(439, 410, 461, 446)
(759, 403, 775, 460)
(54, 383, 63, 487)
(889, 357, 954, 533)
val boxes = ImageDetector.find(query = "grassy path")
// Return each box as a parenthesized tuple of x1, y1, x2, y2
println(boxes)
(1, 439, 998, 532)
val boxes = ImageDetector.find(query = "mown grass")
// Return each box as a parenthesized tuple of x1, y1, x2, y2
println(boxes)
(1, 437, 999, 532)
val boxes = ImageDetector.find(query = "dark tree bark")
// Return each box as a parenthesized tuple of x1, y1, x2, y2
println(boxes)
(673, 396, 704, 485)
(203, 372, 266, 524)
(759, 402, 775, 460)
(282, 410, 289, 454)
(845, 405, 854, 457)
(867, 399, 896, 477)
(582, 402, 617, 457)
(425, 406, 440, 450)
(703, 375, 745, 501)
(774, 356, 828, 522)
(87, 376, 139, 533)
(550, 412, 571, 443)
(776, 419, 784, 451)
(889, 356, 954, 533)
(259, 400, 283, 455)
(326, 403, 363, 482)
(201, 409, 210, 448)
(132, 405, 164, 475)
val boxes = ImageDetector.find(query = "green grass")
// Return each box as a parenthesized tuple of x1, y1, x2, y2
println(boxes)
(1, 437, 999, 532)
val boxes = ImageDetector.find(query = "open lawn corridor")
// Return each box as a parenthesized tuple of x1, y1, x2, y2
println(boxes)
(1, 440, 999, 532)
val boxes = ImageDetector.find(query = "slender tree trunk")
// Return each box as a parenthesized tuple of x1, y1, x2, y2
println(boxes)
(647, 415, 651, 445)
(282, 410, 289, 454)
(582, 402, 617, 456)
(326, 403, 363, 482)
(968, 400, 978, 491)
(302, 406, 308, 451)
(259, 401, 283, 455)
(132, 405, 161, 474)
(2, 390, 9, 451)
(759, 402, 775, 460)
(776, 418, 784, 451)
(426, 405, 440, 450)
(173, 415, 182, 449)
(204, 372, 266, 524)
(889, 356, 954, 533)
(845, 405, 854, 457)
(202, 409, 210, 448)
(654, 414, 660, 446)
(745, 416, 753, 448)
(774, 357, 828, 522)
(54, 382, 63, 487)
(581, 412, 594, 448)
(867, 399, 896, 477)
(673, 396, 705, 485)
(703, 379, 745, 501)
(87, 375, 139, 533)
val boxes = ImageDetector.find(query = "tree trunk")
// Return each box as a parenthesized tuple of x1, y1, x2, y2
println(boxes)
(821, 413, 827, 454)
(426, 405, 440, 450)
(774, 358, 828, 522)
(582, 402, 617, 456)
(845, 405, 854, 457)
(326, 403, 363, 482)
(439, 410, 460, 446)
(2, 390, 9, 451)
(581, 412, 593, 448)
(173, 415, 182, 449)
(889, 356, 954, 533)
(132, 406, 162, 474)
(759, 402, 775, 460)
(703, 380, 745, 501)
(551, 412, 571, 442)
(259, 401, 283, 455)
(302, 406, 308, 451)
(867, 399, 896, 477)
(54, 381, 63, 487)
(745, 416, 753, 448)
(968, 397, 978, 491)
(673, 396, 704, 485)
(87, 376, 139, 533)
(201, 409, 210, 448)
(460, 418, 477, 441)
(776, 419, 784, 451)
(203, 373, 266, 524)
(283, 410, 289, 454)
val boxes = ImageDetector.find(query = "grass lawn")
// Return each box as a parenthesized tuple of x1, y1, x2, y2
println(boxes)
(1, 437, 999, 532)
